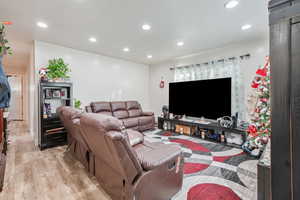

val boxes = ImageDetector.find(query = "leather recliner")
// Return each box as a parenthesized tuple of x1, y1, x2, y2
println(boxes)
(86, 101, 155, 132)
(79, 113, 184, 200)
(57, 106, 94, 174)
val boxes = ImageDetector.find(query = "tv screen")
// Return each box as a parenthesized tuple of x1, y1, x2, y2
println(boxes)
(169, 78, 231, 119)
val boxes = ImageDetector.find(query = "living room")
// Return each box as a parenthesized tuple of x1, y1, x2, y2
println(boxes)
(0, 0, 299, 200)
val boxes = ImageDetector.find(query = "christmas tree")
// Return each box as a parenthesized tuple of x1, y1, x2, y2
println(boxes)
(243, 57, 271, 155)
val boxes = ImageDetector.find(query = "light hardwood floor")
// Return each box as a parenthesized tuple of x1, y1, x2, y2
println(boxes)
(0, 122, 111, 200)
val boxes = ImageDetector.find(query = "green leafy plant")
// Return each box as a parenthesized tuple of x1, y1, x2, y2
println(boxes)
(46, 58, 70, 80)
(0, 24, 12, 56)
(74, 99, 82, 109)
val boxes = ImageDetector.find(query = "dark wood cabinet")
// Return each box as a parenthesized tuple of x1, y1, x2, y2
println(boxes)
(0, 109, 8, 192)
(269, 1, 300, 199)
(38, 82, 73, 150)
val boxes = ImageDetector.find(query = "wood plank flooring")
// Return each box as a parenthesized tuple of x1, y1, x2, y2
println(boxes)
(0, 122, 111, 200)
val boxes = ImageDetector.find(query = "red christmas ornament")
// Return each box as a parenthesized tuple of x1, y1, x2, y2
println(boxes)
(256, 68, 267, 77)
(251, 81, 259, 88)
(261, 98, 268, 103)
(247, 125, 257, 134)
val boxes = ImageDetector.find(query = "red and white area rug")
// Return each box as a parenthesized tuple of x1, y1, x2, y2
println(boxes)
(144, 130, 258, 200)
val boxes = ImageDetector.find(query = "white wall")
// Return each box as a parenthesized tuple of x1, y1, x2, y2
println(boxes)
(149, 39, 269, 119)
(32, 41, 150, 144)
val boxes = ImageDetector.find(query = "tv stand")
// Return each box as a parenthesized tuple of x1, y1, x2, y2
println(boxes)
(158, 117, 247, 148)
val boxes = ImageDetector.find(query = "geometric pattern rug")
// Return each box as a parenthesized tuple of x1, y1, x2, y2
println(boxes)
(144, 129, 258, 200)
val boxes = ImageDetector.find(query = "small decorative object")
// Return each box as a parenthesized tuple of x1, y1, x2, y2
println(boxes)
(226, 132, 243, 145)
(159, 77, 165, 88)
(163, 122, 168, 130)
(217, 116, 233, 128)
(221, 134, 225, 143)
(43, 107, 48, 119)
(39, 67, 48, 82)
(52, 90, 61, 98)
(250, 148, 261, 157)
(45, 89, 52, 99)
(201, 131, 206, 139)
(74, 99, 82, 109)
(61, 88, 68, 99)
(45, 58, 71, 82)
(180, 127, 184, 134)
(44, 103, 52, 117)
(162, 105, 169, 118)
(169, 113, 173, 119)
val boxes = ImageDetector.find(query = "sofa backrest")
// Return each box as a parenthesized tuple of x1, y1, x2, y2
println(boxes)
(79, 113, 142, 184)
(126, 101, 142, 118)
(90, 101, 112, 116)
(57, 106, 88, 149)
(88, 100, 144, 119)
(111, 101, 129, 119)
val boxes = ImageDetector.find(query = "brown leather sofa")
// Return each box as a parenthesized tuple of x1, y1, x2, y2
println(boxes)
(58, 107, 184, 200)
(85, 101, 155, 132)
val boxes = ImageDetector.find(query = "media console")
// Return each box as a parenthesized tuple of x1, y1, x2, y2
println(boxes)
(158, 117, 247, 148)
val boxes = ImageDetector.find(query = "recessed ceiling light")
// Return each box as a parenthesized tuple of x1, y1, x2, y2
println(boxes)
(89, 37, 97, 42)
(241, 24, 252, 30)
(37, 21, 48, 28)
(147, 55, 153, 59)
(123, 47, 130, 52)
(142, 24, 151, 31)
(225, 0, 239, 9)
(177, 41, 184, 47)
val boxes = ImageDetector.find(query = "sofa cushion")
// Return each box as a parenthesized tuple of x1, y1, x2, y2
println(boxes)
(126, 101, 142, 117)
(111, 102, 129, 119)
(126, 129, 144, 146)
(128, 109, 142, 117)
(138, 116, 154, 125)
(134, 143, 182, 171)
(122, 117, 139, 128)
(91, 102, 112, 116)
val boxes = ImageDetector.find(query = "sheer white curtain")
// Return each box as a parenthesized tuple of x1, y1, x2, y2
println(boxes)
(174, 59, 246, 120)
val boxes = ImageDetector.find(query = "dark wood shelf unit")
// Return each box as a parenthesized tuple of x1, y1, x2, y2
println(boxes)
(158, 117, 247, 148)
(38, 82, 73, 150)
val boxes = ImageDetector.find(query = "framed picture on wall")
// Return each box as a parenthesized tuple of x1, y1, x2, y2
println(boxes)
(52, 90, 61, 98)
(45, 89, 52, 99)
(60, 88, 68, 99)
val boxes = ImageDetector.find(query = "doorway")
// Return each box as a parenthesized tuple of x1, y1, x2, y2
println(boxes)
(7, 74, 23, 121)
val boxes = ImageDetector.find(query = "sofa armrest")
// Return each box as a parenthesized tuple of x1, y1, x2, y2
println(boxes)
(142, 112, 154, 116)
(136, 144, 182, 171)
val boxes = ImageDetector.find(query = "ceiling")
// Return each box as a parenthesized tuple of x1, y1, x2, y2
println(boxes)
(0, 0, 269, 67)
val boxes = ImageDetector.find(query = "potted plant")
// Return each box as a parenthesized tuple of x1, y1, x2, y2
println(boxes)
(74, 99, 82, 110)
(46, 58, 71, 82)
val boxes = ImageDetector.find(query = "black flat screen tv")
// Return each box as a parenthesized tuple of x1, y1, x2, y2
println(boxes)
(169, 78, 231, 119)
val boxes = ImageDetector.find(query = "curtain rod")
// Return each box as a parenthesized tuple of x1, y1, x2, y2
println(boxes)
(169, 53, 251, 70)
